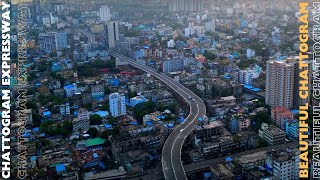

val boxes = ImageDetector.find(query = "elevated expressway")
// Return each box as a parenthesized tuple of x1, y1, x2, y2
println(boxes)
(110, 51, 206, 180)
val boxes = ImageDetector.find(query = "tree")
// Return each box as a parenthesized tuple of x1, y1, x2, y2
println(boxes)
(157, 103, 178, 113)
(50, 72, 66, 85)
(40, 120, 54, 134)
(32, 110, 41, 127)
(27, 88, 37, 95)
(88, 128, 98, 138)
(101, 131, 109, 139)
(133, 102, 156, 124)
(84, 103, 93, 111)
(112, 126, 120, 135)
(37, 63, 49, 72)
(90, 114, 103, 125)
(100, 104, 109, 111)
(211, 86, 218, 98)
(203, 50, 216, 60)
(251, 112, 272, 133)
(164, 114, 176, 122)
(104, 87, 112, 95)
(108, 117, 116, 125)
(128, 89, 137, 98)
(40, 120, 73, 137)
(258, 138, 269, 148)
(220, 88, 232, 97)
(61, 120, 73, 137)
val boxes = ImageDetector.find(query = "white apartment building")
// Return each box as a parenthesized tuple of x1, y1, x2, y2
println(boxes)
(109, 93, 126, 117)
(100, 5, 111, 22)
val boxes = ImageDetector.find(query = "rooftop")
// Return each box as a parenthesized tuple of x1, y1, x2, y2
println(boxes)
(210, 164, 234, 179)
(220, 96, 236, 101)
(237, 150, 267, 164)
(85, 138, 106, 147)
(56, 164, 66, 173)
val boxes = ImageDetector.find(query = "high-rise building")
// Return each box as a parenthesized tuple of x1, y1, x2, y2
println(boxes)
(266, 59, 294, 109)
(265, 58, 311, 109)
(169, 0, 204, 12)
(106, 21, 119, 49)
(109, 93, 126, 117)
(39, 32, 68, 53)
(266, 148, 299, 179)
(59, 103, 70, 117)
(100, 5, 111, 22)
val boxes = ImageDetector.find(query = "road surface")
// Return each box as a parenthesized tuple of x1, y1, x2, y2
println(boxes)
(110, 51, 206, 180)
(128, 142, 298, 180)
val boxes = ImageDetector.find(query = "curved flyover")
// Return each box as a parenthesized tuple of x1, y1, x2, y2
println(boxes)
(110, 51, 206, 180)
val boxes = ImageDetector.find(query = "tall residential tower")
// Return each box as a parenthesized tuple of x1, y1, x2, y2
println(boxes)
(106, 21, 119, 49)
(265, 58, 311, 109)
(109, 93, 126, 117)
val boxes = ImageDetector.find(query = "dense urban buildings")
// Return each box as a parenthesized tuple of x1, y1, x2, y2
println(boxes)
(39, 32, 68, 53)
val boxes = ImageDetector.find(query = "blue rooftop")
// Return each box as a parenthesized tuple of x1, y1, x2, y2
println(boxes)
(33, 127, 40, 132)
(104, 124, 113, 129)
(43, 111, 51, 117)
(146, 121, 154, 126)
(157, 115, 165, 119)
(99, 162, 106, 169)
(203, 172, 211, 178)
(22, 133, 31, 138)
(226, 156, 232, 162)
(56, 164, 66, 173)
(179, 117, 185, 123)
(243, 84, 261, 92)
(30, 156, 37, 161)
(64, 84, 76, 89)
(109, 78, 120, 86)
(93, 111, 109, 117)
(223, 75, 232, 79)
(93, 153, 99, 159)
(167, 123, 174, 128)
(130, 121, 138, 126)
